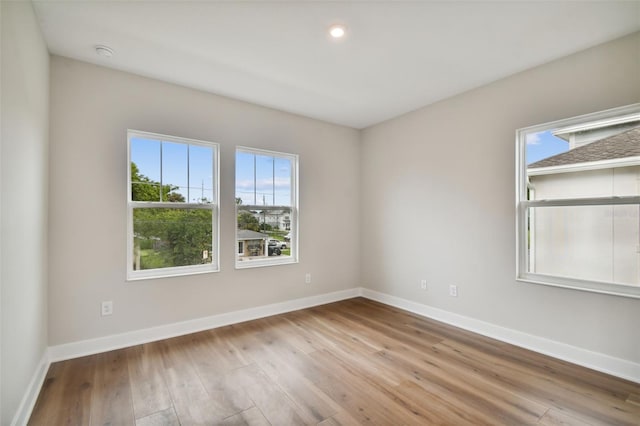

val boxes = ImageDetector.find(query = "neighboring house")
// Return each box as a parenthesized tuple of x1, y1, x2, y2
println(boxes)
(250, 209, 291, 230)
(237, 229, 269, 259)
(528, 125, 640, 285)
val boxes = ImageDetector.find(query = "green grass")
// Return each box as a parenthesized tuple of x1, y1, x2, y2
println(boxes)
(139, 248, 171, 269)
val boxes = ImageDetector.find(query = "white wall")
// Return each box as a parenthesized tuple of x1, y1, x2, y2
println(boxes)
(48, 56, 361, 345)
(0, 2, 50, 424)
(361, 33, 640, 363)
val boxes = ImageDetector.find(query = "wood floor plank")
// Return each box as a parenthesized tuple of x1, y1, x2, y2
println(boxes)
(391, 379, 499, 425)
(218, 407, 271, 426)
(260, 315, 319, 354)
(537, 408, 596, 426)
(316, 411, 362, 426)
(157, 336, 225, 424)
(329, 299, 445, 348)
(252, 347, 341, 423)
(27, 361, 66, 425)
(285, 310, 405, 388)
(135, 407, 180, 426)
(227, 363, 308, 426)
(28, 298, 640, 426)
(216, 406, 271, 426)
(126, 343, 173, 420)
(182, 331, 254, 419)
(310, 348, 448, 425)
(432, 339, 640, 425)
(89, 349, 135, 426)
(29, 356, 96, 426)
(374, 345, 550, 424)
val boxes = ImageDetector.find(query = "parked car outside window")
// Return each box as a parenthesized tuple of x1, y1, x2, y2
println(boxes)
(268, 239, 287, 249)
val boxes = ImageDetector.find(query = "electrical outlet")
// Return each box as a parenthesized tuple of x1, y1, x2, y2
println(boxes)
(420, 279, 427, 290)
(305, 273, 312, 284)
(101, 301, 113, 316)
(449, 285, 458, 297)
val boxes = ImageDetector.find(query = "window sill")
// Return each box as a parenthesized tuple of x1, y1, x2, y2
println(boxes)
(516, 273, 640, 299)
(235, 257, 298, 269)
(127, 265, 219, 281)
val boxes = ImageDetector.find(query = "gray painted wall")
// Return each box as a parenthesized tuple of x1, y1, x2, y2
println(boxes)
(360, 32, 640, 363)
(1, 2, 50, 424)
(48, 56, 361, 345)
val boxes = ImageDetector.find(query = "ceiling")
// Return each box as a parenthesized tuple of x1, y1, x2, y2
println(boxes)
(32, 1, 640, 129)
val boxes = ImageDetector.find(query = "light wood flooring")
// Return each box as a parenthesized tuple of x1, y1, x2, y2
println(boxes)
(29, 298, 640, 425)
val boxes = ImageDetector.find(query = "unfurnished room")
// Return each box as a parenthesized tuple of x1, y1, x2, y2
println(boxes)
(1, 1, 640, 425)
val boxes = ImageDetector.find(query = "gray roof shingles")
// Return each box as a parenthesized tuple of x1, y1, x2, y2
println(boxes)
(237, 229, 268, 240)
(528, 126, 640, 169)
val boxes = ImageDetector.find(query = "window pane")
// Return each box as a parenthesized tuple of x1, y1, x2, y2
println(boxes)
(236, 151, 256, 205)
(528, 205, 639, 285)
(237, 205, 292, 262)
(133, 207, 213, 270)
(131, 137, 161, 201)
(162, 142, 188, 202)
(189, 145, 214, 204)
(256, 154, 275, 206)
(526, 123, 640, 200)
(274, 157, 292, 206)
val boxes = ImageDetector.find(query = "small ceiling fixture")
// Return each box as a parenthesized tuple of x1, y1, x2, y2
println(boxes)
(95, 45, 114, 58)
(328, 24, 346, 39)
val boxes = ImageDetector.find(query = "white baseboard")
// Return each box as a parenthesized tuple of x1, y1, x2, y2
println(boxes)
(11, 349, 50, 426)
(49, 287, 361, 362)
(360, 288, 640, 384)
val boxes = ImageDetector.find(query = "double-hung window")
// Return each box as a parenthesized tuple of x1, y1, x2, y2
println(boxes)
(127, 130, 219, 280)
(516, 104, 640, 298)
(235, 147, 298, 268)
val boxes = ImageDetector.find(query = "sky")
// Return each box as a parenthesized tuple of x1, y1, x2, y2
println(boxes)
(130, 136, 292, 206)
(235, 151, 292, 206)
(525, 130, 569, 165)
(130, 137, 214, 203)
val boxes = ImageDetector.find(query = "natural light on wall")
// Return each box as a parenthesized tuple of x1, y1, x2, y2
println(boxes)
(516, 104, 640, 298)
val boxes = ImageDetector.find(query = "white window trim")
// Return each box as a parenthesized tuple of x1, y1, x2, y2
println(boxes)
(515, 104, 640, 299)
(127, 130, 220, 280)
(235, 146, 299, 269)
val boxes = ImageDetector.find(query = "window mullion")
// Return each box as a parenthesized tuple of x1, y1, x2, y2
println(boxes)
(524, 196, 640, 208)
(131, 201, 213, 209)
(159, 141, 163, 202)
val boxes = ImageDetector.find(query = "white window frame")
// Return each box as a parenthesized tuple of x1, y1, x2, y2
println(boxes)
(235, 146, 299, 269)
(516, 104, 640, 298)
(127, 130, 220, 280)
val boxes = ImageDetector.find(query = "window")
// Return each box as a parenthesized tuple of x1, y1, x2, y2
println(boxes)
(516, 104, 640, 298)
(127, 130, 219, 279)
(236, 147, 298, 268)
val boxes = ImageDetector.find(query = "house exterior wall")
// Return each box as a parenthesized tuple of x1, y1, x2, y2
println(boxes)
(237, 238, 267, 258)
(252, 210, 291, 230)
(529, 166, 640, 285)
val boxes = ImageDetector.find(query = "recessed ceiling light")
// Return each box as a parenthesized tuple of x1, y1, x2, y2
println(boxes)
(328, 24, 346, 39)
(95, 45, 114, 58)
